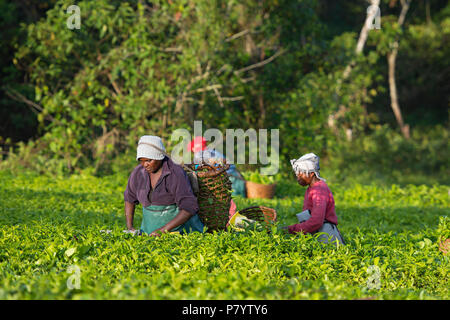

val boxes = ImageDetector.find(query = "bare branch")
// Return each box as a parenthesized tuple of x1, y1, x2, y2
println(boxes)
(234, 48, 286, 75)
(212, 85, 224, 108)
(215, 64, 231, 75)
(190, 84, 223, 94)
(225, 29, 250, 42)
(107, 73, 122, 96)
(4, 87, 43, 113)
(221, 96, 244, 101)
(3, 86, 63, 124)
(158, 47, 183, 53)
(241, 76, 256, 83)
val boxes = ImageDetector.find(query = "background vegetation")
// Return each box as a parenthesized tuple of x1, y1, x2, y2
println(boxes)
(0, 0, 448, 184)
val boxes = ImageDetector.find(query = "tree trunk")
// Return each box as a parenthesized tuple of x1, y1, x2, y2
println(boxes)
(387, 47, 410, 139)
(387, 0, 411, 139)
(184, 103, 194, 127)
(329, 0, 380, 136)
(258, 91, 265, 128)
(426, 0, 432, 25)
(341, 0, 380, 81)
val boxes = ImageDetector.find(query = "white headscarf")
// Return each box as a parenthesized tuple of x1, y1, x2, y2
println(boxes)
(290, 153, 326, 181)
(136, 135, 166, 160)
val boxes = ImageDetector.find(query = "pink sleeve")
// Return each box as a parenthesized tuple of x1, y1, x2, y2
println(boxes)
(229, 199, 237, 219)
(288, 186, 328, 234)
(225, 199, 237, 227)
(302, 188, 309, 211)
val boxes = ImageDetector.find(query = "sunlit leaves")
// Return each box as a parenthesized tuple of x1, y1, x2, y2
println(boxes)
(0, 170, 448, 299)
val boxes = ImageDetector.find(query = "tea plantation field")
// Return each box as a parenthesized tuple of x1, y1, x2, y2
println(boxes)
(0, 170, 448, 299)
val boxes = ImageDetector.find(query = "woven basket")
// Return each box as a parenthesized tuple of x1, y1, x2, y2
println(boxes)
(185, 164, 232, 232)
(238, 206, 277, 230)
(245, 181, 276, 199)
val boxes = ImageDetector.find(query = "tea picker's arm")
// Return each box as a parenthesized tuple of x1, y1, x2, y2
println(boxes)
(124, 201, 136, 231)
(124, 171, 139, 231)
(149, 209, 192, 237)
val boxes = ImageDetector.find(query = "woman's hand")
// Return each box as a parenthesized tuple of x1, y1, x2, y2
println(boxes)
(123, 229, 140, 236)
(149, 227, 167, 237)
(148, 209, 192, 237)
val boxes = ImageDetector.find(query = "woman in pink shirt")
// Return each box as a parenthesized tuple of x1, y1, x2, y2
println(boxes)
(286, 153, 345, 245)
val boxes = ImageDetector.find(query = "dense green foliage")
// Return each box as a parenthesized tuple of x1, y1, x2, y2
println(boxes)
(324, 124, 450, 186)
(0, 0, 448, 178)
(0, 170, 448, 299)
(241, 171, 276, 185)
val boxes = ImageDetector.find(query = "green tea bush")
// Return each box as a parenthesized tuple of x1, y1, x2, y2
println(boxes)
(241, 171, 276, 185)
(325, 125, 450, 186)
(0, 170, 448, 299)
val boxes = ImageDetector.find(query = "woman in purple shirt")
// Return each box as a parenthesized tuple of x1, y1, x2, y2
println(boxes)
(124, 135, 204, 236)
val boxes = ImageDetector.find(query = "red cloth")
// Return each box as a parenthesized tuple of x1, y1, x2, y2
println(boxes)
(288, 180, 338, 235)
(187, 136, 207, 153)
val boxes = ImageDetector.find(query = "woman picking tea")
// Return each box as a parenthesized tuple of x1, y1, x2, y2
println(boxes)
(286, 153, 345, 245)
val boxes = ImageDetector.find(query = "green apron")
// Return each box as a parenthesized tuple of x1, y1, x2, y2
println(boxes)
(140, 204, 204, 235)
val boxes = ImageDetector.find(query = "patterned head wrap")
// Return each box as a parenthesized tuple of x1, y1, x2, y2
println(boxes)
(290, 153, 326, 181)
